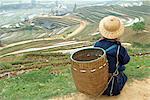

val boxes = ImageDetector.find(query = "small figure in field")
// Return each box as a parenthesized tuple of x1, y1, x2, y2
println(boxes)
(94, 16, 130, 96)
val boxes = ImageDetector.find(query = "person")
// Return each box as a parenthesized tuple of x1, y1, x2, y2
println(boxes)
(94, 16, 130, 96)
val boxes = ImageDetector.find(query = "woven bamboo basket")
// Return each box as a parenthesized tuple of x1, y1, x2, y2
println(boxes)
(70, 47, 109, 96)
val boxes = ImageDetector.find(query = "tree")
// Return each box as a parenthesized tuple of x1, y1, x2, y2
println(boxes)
(132, 22, 145, 33)
(0, 40, 2, 47)
(73, 3, 77, 13)
(31, 0, 36, 6)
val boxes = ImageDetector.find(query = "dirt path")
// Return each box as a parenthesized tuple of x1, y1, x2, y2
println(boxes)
(0, 16, 86, 50)
(51, 16, 88, 39)
(51, 78, 150, 100)
(66, 20, 87, 39)
(0, 37, 56, 50)
(52, 43, 132, 54)
(0, 41, 87, 58)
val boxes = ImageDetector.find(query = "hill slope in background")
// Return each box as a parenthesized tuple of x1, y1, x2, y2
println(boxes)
(0, 1, 150, 100)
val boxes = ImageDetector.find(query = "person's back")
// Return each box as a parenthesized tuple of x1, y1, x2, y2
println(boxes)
(94, 16, 130, 96)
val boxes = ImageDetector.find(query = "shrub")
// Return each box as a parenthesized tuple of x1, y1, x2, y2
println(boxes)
(0, 62, 12, 70)
(132, 22, 145, 33)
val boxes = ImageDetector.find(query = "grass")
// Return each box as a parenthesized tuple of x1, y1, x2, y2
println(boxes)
(75, 6, 109, 23)
(0, 4, 150, 100)
(127, 42, 150, 55)
(1, 27, 46, 45)
(0, 62, 12, 70)
(25, 42, 89, 53)
(1, 12, 79, 45)
(0, 40, 62, 55)
(61, 25, 79, 38)
(0, 66, 77, 100)
(0, 41, 88, 58)
(71, 23, 99, 41)
(0, 47, 150, 99)
(0, 53, 77, 99)
(127, 5, 150, 14)
(0, 56, 149, 99)
(0, 52, 69, 72)
(34, 17, 79, 27)
(125, 56, 150, 79)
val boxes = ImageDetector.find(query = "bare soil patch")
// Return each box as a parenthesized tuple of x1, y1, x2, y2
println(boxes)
(52, 78, 150, 100)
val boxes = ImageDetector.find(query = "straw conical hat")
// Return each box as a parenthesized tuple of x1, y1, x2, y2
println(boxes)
(99, 16, 124, 39)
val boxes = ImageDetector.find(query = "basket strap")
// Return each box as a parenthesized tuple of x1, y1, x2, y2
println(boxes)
(109, 45, 120, 96)
(106, 44, 117, 52)
(97, 45, 120, 97)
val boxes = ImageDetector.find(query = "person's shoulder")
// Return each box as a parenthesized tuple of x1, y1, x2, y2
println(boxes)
(119, 44, 128, 54)
(98, 38, 109, 43)
(113, 41, 126, 51)
(94, 39, 110, 47)
(94, 41, 100, 47)
(95, 38, 107, 44)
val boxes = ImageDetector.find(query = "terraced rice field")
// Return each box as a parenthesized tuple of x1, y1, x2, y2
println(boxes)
(0, 3, 150, 99)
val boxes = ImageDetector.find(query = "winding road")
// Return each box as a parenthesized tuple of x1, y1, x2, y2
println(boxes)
(0, 16, 87, 49)
(0, 41, 87, 58)
(0, 7, 144, 57)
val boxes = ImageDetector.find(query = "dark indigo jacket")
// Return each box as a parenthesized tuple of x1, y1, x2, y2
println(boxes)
(94, 38, 130, 96)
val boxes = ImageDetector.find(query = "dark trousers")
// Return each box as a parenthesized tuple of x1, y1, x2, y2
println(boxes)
(103, 72, 128, 96)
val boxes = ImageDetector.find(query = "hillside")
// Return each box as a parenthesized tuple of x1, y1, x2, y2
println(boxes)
(0, 2, 150, 100)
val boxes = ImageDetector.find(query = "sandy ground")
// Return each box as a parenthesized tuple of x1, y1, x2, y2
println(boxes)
(51, 78, 150, 100)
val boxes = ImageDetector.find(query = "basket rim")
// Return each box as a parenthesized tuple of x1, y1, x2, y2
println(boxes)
(70, 47, 106, 63)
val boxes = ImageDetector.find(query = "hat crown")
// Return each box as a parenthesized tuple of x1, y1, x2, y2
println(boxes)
(99, 16, 124, 39)
(103, 16, 120, 32)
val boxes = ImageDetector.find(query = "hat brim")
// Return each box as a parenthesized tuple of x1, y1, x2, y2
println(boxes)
(99, 18, 124, 39)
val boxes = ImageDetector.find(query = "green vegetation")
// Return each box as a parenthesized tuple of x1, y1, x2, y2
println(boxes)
(0, 15, 79, 45)
(73, 3, 77, 13)
(0, 41, 2, 47)
(132, 42, 150, 48)
(0, 50, 149, 99)
(0, 26, 47, 45)
(0, 66, 76, 100)
(0, 42, 89, 72)
(62, 25, 79, 38)
(132, 22, 145, 33)
(0, 62, 12, 70)
(127, 5, 150, 14)
(125, 56, 150, 79)
(70, 23, 99, 41)
(23, 25, 33, 31)
(0, 40, 62, 55)
(0, 3, 150, 100)
(0, 52, 76, 99)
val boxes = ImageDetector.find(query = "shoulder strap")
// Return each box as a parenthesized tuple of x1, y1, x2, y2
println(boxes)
(109, 45, 120, 96)
(106, 44, 117, 52)
(98, 45, 121, 96)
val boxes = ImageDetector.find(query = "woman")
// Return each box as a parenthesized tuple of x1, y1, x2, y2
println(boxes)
(94, 16, 130, 96)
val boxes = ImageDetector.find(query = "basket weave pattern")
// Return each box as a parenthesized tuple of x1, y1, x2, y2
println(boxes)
(71, 48, 109, 96)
